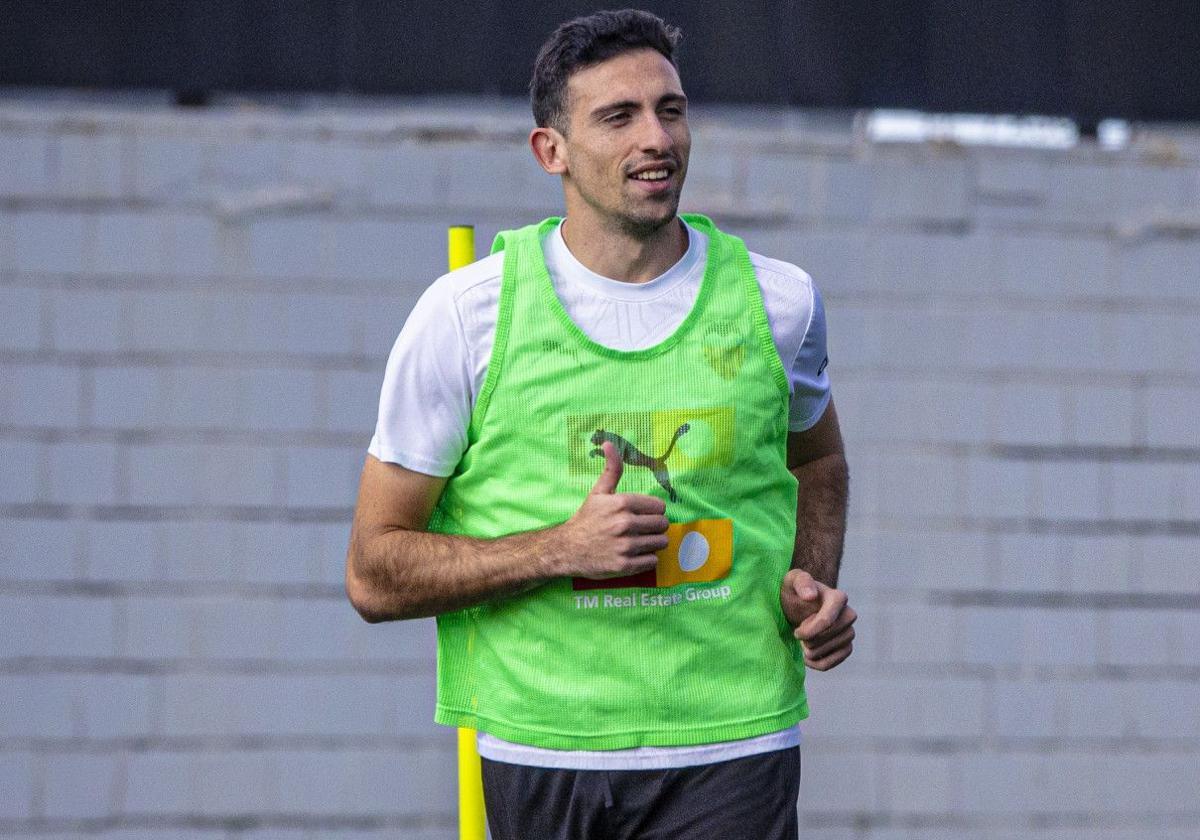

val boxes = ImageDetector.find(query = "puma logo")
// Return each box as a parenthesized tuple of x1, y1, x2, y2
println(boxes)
(589, 424, 691, 502)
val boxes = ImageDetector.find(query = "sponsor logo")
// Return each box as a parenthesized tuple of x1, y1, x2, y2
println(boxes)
(573, 518, 733, 591)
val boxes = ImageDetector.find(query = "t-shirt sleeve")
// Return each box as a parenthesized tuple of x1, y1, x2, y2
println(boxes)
(367, 279, 473, 477)
(788, 282, 832, 432)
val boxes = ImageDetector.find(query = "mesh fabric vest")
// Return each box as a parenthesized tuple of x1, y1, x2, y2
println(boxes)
(429, 214, 806, 749)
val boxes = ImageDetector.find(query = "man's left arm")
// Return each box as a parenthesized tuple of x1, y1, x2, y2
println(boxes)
(780, 398, 857, 671)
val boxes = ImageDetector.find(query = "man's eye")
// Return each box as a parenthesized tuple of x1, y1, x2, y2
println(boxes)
(660, 107, 684, 119)
(605, 112, 630, 125)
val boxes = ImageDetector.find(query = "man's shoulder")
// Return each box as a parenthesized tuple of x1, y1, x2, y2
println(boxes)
(428, 250, 506, 305)
(746, 249, 815, 291)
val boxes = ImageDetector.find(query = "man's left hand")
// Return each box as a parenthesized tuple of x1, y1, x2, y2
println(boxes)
(779, 569, 856, 671)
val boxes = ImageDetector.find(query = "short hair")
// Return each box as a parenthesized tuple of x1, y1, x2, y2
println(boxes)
(530, 9, 682, 133)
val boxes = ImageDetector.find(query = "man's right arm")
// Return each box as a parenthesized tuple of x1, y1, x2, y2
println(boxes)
(345, 444, 668, 622)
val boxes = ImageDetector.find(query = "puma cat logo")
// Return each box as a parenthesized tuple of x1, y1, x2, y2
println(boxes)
(590, 424, 691, 502)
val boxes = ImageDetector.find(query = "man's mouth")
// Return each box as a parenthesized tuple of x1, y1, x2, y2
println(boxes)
(631, 169, 671, 182)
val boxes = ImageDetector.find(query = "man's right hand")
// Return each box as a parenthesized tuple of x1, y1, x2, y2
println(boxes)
(554, 441, 670, 579)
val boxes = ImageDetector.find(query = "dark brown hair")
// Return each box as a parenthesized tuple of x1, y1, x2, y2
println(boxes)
(530, 9, 682, 133)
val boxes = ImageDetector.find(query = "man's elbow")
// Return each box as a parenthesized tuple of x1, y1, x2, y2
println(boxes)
(345, 545, 391, 624)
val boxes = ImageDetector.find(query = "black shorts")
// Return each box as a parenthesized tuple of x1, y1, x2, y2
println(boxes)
(481, 747, 801, 840)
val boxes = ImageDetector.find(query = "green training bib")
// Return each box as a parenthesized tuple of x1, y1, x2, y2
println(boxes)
(429, 215, 806, 749)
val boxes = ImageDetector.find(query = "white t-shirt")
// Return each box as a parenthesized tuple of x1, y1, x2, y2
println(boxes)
(369, 219, 831, 769)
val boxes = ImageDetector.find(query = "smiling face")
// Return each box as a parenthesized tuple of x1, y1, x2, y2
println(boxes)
(550, 48, 691, 238)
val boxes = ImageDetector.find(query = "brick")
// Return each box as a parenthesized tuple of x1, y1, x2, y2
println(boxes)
(290, 137, 366, 194)
(874, 528, 992, 591)
(1034, 311, 1121, 374)
(273, 747, 455, 815)
(822, 303, 878, 371)
(814, 158, 874, 222)
(361, 143, 442, 207)
(1102, 609, 1176, 667)
(1110, 462, 1190, 521)
(160, 673, 433, 738)
(1117, 311, 1200, 375)
(963, 455, 1032, 520)
(0, 438, 43, 504)
(241, 368, 320, 433)
(84, 520, 165, 580)
(872, 155, 970, 224)
(991, 680, 1062, 737)
(2, 675, 74, 737)
(763, 230, 871, 299)
(996, 533, 1067, 592)
(326, 218, 419, 283)
(210, 136, 289, 184)
(324, 369, 383, 433)
(1033, 461, 1109, 521)
(93, 212, 169, 275)
(248, 217, 325, 280)
(44, 753, 119, 818)
(76, 674, 156, 737)
(808, 675, 986, 739)
(877, 451, 958, 519)
(680, 142, 738, 207)
(235, 521, 321, 584)
(793, 747, 879, 812)
(314, 520, 355, 582)
(0, 363, 80, 427)
(120, 596, 192, 658)
(200, 292, 287, 355)
(282, 293, 360, 355)
(1060, 534, 1134, 592)
(92, 366, 167, 428)
(124, 290, 209, 353)
(167, 213, 221, 279)
(0, 130, 49, 196)
(160, 368, 245, 429)
(1116, 239, 1200, 302)
(989, 382, 1067, 446)
(1136, 535, 1200, 593)
(0, 517, 78, 580)
(442, 144, 560, 212)
(959, 753, 1053, 813)
(1145, 386, 1200, 448)
(881, 753, 959, 813)
(191, 596, 284, 659)
(12, 211, 88, 274)
(198, 443, 277, 506)
(742, 154, 819, 217)
(354, 614, 437, 665)
(993, 233, 1112, 299)
(47, 441, 119, 505)
(0, 593, 116, 657)
(868, 231, 989, 296)
(52, 288, 126, 352)
(53, 132, 125, 199)
(129, 132, 210, 201)
(1129, 679, 1200, 738)
(1061, 678, 1132, 738)
(1068, 383, 1135, 446)
(285, 445, 361, 508)
(125, 443, 202, 506)
(162, 520, 239, 582)
(0, 752, 34, 819)
(0, 285, 44, 350)
(124, 751, 275, 814)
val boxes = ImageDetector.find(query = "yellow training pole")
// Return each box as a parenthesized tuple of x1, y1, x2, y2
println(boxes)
(448, 224, 487, 840)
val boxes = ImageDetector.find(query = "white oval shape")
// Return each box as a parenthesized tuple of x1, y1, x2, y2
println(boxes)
(677, 531, 710, 572)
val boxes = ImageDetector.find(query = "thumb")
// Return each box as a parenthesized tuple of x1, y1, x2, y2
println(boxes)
(789, 570, 820, 601)
(590, 440, 623, 495)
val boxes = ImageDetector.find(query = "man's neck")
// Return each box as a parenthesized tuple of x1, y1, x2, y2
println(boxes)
(559, 214, 688, 284)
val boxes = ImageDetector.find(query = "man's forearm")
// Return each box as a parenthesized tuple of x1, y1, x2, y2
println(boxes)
(790, 452, 849, 587)
(347, 525, 561, 622)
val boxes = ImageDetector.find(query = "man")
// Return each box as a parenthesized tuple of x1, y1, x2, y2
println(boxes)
(346, 9, 855, 839)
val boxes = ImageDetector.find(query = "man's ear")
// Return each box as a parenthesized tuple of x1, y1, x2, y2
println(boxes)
(530, 125, 568, 175)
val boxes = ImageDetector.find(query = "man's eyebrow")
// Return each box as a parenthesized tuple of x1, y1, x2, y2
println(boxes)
(590, 93, 688, 118)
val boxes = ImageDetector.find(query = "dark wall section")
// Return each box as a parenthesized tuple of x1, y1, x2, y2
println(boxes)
(3, 0, 1199, 120)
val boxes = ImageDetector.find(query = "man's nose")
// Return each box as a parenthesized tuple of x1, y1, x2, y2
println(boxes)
(637, 113, 674, 153)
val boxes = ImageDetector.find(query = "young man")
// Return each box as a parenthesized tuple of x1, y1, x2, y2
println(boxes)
(346, 9, 856, 839)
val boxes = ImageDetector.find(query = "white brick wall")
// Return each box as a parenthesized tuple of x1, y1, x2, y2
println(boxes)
(2, 95, 1198, 838)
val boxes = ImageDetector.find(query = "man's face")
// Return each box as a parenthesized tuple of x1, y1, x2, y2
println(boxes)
(558, 48, 691, 237)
